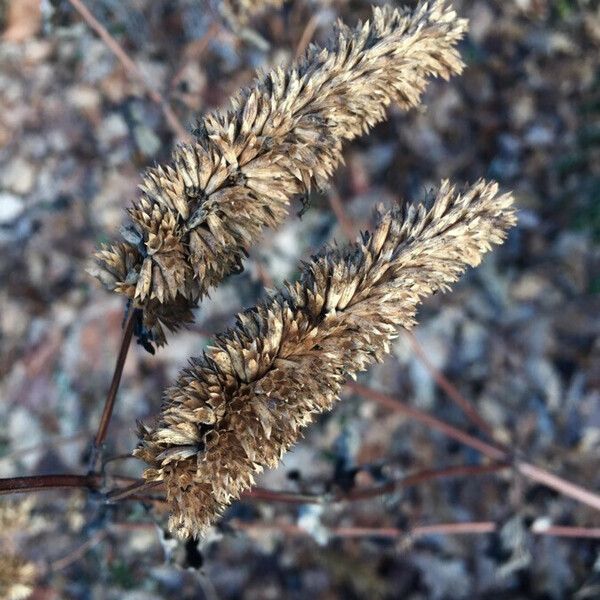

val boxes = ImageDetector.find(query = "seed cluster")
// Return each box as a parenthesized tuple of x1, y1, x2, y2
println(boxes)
(90, 0, 468, 347)
(135, 180, 516, 538)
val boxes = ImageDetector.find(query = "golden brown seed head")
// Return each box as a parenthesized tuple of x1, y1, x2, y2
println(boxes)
(135, 179, 516, 538)
(91, 1, 468, 347)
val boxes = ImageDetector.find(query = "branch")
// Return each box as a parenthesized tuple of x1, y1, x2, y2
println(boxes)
(349, 382, 600, 513)
(327, 187, 356, 240)
(341, 463, 507, 502)
(104, 479, 161, 503)
(234, 520, 600, 540)
(245, 464, 507, 504)
(67, 0, 191, 142)
(347, 382, 507, 461)
(516, 461, 600, 512)
(405, 331, 500, 442)
(295, 15, 320, 58)
(0, 474, 97, 496)
(50, 530, 108, 572)
(88, 307, 136, 472)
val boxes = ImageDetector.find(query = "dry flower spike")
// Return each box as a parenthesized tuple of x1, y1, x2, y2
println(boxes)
(136, 180, 516, 538)
(91, 0, 468, 348)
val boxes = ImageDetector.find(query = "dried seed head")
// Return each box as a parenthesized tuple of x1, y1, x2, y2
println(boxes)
(135, 179, 516, 538)
(91, 1, 468, 348)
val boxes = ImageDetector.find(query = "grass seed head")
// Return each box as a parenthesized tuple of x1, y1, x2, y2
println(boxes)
(91, 1, 468, 347)
(135, 179, 516, 538)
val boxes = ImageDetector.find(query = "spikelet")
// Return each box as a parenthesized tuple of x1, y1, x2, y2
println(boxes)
(0, 554, 36, 600)
(91, 1, 468, 347)
(135, 179, 516, 538)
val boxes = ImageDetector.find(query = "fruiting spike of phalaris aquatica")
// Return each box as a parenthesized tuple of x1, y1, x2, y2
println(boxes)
(91, 1, 468, 347)
(135, 180, 517, 538)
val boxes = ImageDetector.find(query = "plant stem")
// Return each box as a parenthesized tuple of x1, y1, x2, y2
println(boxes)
(0, 474, 98, 496)
(67, 0, 190, 142)
(516, 461, 600, 512)
(88, 308, 136, 472)
(350, 382, 600, 513)
(342, 463, 508, 501)
(405, 331, 500, 442)
(235, 520, 600, 540)
(347, 382, 507, 461)
(104, 479, 161, 503)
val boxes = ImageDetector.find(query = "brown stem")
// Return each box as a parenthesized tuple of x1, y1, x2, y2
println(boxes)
(233, 520, 498, 539)
(88, 463, 507, 506)
(90, 308, 137, 468)
(411, 522, 498, 537)
(0, 474, 98, 496)
(342, 463, 508, 502)
(530, 525, 600, 539)
(67, 0, 191, 142)
(235, 520, 600, 540)
(244, 488, 327, 504)
(327, 187, 356, 240)
(105, 479, 161, 503)
(50, 530, 108, 572)
(243, 463, 507, 504)
(347, 382, 507, 461)
(295, 15, 320, 58)
(516, 461, 600, 512)
(349, 382, 600, 514)
(405, 331, 500, 442)
(0, 432, 89, 464)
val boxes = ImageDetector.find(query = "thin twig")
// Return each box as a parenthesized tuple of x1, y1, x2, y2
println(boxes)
(516, 461, 600, 512)
(245, 463, 507, 503)
(232, 519, 491, 539)
(0, 462, 503, 505)
(244, 488, 325, 504)
(347, 382, 507, 461)
(234, 520, 600, 540)
(327, 187, 356, 240)
(67, 0, 191, 142)
(342, 463, 508, 501)
(252, 255, 274, 288)
(411, 522, 498, 537)
(0, 474, 98, 496)
(0, 432, 89, 464)
(171, 22, 221, 90)
(89, 308, 137, 471)
(105, 479, 161, 503)
(295, 14, 320, 58)
(405, 331, 499, 442)
(530, 524, 600, 539)
(50, 530, 108, 572)
(349, 382, 600, 514)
